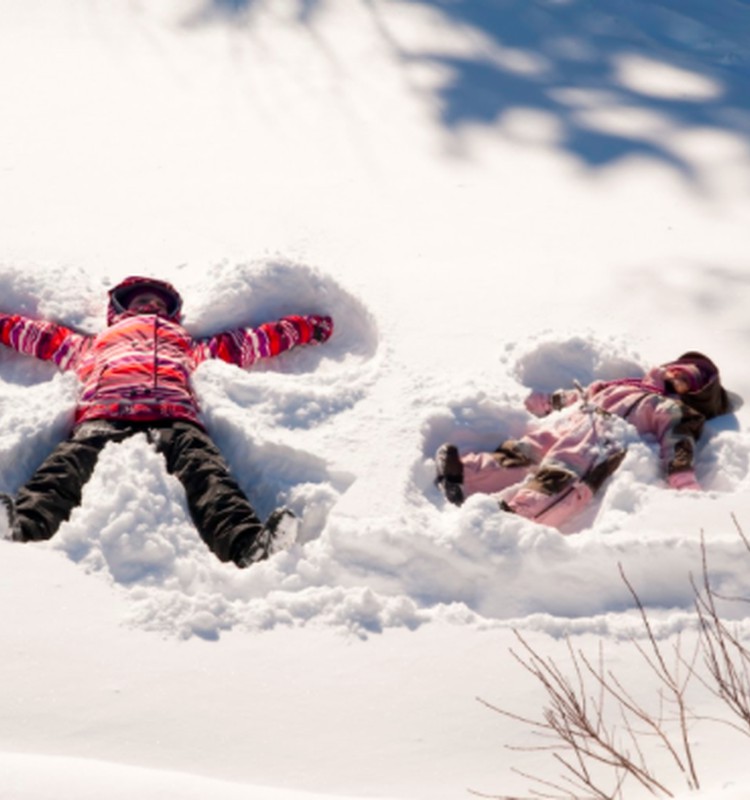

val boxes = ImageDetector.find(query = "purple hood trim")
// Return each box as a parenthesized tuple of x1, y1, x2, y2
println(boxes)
(108, 276, 183, 325)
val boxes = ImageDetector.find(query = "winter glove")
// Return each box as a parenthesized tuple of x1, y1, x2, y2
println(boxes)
(525, 392, 553, 417)
(667, 470, 701, 491)
(310, 315, 333, 343)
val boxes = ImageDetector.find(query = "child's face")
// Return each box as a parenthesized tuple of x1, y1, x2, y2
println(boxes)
(665, 369, 689, 394)
(128, 291, 169, 316)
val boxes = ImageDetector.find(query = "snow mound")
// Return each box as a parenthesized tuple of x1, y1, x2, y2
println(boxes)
(17, 329, 741, 642)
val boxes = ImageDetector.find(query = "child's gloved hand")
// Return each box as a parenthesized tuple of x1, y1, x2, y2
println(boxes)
(310, 315, 333, 343)
(525, 391, 553, 417)
(667, 470, 701, 491)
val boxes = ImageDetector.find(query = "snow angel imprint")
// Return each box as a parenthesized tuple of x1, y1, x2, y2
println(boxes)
(0, 276, 334, 567)
(434, 352, 731, 529)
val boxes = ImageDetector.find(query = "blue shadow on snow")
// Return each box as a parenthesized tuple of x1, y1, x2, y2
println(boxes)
(189, 0, 750, 176)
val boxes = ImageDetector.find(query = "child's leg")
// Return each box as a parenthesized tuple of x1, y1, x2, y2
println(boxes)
(498, 446, 626, 529)
(154, 422, 265, 564)
(435, 442, 531, 507)
(461, 452, 530, 497)
(498, 467, 594, 529)
(12, 422, 115, 541)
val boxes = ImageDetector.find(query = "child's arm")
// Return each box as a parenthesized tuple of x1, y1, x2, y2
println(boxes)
(658, 403, 704, 491)
(0, 313, 88, 369)
(195, 314, 333, 368)
(525, 387, 582, 417)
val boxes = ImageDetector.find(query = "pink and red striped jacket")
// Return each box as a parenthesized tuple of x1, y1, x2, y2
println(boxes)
(0, 278, 333, 428)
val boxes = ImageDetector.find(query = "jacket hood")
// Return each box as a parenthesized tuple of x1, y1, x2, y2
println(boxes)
(108, 276, 183, 325)
(659, 351, 730, 419)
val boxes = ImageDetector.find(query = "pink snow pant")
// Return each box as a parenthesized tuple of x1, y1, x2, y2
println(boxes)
(461, 413, 621, 529)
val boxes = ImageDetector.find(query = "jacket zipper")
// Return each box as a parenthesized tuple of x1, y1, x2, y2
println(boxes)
(152, 316, 159, 392)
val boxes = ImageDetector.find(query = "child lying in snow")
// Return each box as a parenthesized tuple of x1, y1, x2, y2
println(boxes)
(435, 352, 731, 529)
(0, 276, 333, 567)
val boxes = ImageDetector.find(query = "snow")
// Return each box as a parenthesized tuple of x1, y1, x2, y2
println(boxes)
(1, 0, 750, 797)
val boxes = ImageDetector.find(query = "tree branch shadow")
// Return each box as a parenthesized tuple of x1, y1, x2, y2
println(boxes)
(186, 0, 750, 177)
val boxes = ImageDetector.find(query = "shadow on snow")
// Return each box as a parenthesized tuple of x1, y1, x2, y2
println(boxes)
(189, 0, 750, 176)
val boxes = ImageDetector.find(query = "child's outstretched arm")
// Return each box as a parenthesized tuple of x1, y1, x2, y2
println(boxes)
(657, 402, 704, 491)
(0, 313, 88, 369)
(195, 314, 333, 368)
(524, 387, 582, 417)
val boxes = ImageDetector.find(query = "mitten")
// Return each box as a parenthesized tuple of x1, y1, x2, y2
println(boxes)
(667, 470, 701, 491)
(525, 391, 553, 417)
(310, 315, 333, 343)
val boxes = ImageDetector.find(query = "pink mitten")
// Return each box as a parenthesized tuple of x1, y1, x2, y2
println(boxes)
(525, 392, 553, 417)
(668, 471, 701, 491)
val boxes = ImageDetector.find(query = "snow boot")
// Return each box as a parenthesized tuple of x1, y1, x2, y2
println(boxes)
(0, 494, 16, 541)
(265, 508, 299, 556)
(234, 508, 298, 568)
(435, 443, 465, 506)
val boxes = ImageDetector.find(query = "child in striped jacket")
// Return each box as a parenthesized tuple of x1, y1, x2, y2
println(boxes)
(0, 276, 333, 567)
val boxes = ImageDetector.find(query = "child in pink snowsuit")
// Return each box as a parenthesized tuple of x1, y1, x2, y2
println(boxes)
(435, 352, 730, 529)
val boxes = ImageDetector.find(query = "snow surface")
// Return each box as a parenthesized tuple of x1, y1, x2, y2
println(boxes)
(1, 0, 750, 797)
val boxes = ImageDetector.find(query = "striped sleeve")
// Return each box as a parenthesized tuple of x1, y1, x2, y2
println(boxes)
(196, 314, 332, 368)
(0, 313, 88, 370)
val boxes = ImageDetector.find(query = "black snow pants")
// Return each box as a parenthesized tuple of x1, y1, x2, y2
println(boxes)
(12, 419, 263, 564)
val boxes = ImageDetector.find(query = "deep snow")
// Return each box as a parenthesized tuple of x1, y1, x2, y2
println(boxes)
(1, 0, 750, 798)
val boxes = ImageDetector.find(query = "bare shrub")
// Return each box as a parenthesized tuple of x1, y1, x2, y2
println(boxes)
(692, 515, 750, 736)
(476, 517, 750, 800)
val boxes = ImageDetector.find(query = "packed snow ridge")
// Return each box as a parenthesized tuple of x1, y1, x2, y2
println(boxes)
(1, 259, 746, 641)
